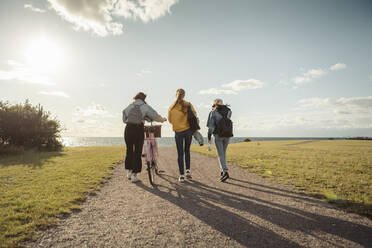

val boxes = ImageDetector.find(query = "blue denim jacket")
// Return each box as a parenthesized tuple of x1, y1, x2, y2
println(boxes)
(207, 107, 232, 141)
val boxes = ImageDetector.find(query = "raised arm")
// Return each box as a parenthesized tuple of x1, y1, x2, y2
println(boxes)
(145, 104, 166, 122)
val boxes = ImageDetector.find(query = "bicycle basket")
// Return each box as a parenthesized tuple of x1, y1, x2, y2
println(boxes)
(144, 125, 162, 138)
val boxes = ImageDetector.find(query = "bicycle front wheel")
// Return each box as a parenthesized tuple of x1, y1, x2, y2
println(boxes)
(147, 162, 155, 186)
(150, 162, 155, 185)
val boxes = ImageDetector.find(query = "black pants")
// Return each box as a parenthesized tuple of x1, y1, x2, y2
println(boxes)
(124, 123, 144, 173)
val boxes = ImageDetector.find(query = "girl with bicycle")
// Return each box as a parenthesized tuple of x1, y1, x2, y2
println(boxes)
(168, 89, 197, 182)
(122, 92, 167, 183)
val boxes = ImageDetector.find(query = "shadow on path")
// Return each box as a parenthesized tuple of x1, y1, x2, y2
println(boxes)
(137, 174, 372, 247)
(137, 175, 300, 247)
(230, 177, 372, 220)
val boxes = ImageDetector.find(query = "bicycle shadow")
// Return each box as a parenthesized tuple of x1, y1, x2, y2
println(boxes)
(137, 174, 372, 247)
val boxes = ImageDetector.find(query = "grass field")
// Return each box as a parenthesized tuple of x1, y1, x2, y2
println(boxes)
(1, 141, 371, 247)
(0, 146, 124, 248)
(191, 140, 372, 218)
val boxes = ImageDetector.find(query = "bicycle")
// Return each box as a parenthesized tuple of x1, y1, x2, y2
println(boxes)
(143, 123, 162, 186)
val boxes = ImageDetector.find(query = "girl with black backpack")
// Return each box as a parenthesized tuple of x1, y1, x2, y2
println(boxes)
(207, 99, 233, 182)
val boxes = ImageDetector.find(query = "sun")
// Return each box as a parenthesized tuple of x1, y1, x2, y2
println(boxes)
(23, 37, 63, 74)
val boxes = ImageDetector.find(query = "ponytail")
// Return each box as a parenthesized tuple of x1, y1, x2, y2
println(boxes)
(170, 88, 187, 112)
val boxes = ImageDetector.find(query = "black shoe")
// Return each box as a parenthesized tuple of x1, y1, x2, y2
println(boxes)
(220, 172, 229, 182)
(220, 171, 223, 177)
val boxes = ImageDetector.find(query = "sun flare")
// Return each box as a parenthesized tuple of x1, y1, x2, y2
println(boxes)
(23, 37, 63, 74)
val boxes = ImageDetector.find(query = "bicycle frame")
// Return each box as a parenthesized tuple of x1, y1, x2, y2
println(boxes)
(144, 131, 158, 164)
(143, 124, 161, 186)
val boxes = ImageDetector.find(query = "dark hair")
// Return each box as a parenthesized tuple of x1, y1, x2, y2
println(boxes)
(133, 92, 147, 103)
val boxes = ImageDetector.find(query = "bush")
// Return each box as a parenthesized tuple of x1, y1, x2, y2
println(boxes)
(0, 100, 63, 153)
(244, 138, 251, 142)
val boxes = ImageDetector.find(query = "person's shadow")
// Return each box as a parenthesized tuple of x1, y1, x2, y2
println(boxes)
(136, 174, 372, 247)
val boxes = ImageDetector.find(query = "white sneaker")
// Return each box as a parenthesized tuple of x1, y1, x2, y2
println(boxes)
(131, 174, 139, 183)
(185, 170, 192, 179)
(127, 170, 132, 180)
(179, 175, 185, 182)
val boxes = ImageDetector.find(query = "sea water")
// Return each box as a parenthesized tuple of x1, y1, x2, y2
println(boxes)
(60, 137, 334, 147)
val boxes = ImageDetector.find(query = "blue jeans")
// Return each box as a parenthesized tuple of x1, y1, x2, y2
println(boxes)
(214, 135, 230, 171)
(175, 129, 193, 175)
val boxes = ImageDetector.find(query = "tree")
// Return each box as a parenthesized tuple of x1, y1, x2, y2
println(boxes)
(0, 100, 63, 152)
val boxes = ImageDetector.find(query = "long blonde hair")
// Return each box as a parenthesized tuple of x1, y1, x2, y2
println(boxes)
(170, 88, 187, 112)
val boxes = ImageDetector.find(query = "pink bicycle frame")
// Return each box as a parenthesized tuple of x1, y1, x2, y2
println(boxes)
(144, 132, 158, 163)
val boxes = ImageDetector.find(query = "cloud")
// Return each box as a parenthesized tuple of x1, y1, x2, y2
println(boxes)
(66, 118, 123, 137)
(199, 78, 263, 95)
(234, 114, 315, 132)
(222, 79, 263, 91)
(293, 68, 327, 85)
(39, 91, 70, 98)
(197, 102, 212, 109)
(329, 63, 346, 71)
(24, 3, 46, 13)
(334, 110, 352, 115)
(113, 0, 178, 22)
(292, 63, 346, 86)
(74, 102, 113, 117)
(233, 95, 372, 136)
(46, 0, 178, 36)
(47, 0, 122, 36)
(67, 103, 122, 136)
(299, 96, 372, 110)
(236, 102, 372, 133)
(136, 69, 152, 77)
(198, 88, 237, 95)
(0, 60, 53, 85)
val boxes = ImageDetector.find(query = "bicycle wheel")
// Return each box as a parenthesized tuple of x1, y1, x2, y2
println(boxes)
(147, 161, 154, 186)
(150, 161, 156, 184)
(147, 146, 155, 186)
(155, 162, 161, 175)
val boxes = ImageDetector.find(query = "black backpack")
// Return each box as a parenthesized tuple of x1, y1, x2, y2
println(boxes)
(187, 105, 200, 132)
(216, 108, 233, 138)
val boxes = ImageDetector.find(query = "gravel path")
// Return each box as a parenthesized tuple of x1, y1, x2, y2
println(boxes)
(27, 147, 372, 248)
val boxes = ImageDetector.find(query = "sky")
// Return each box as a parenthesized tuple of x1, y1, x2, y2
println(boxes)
(0, 0, 372, 137)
